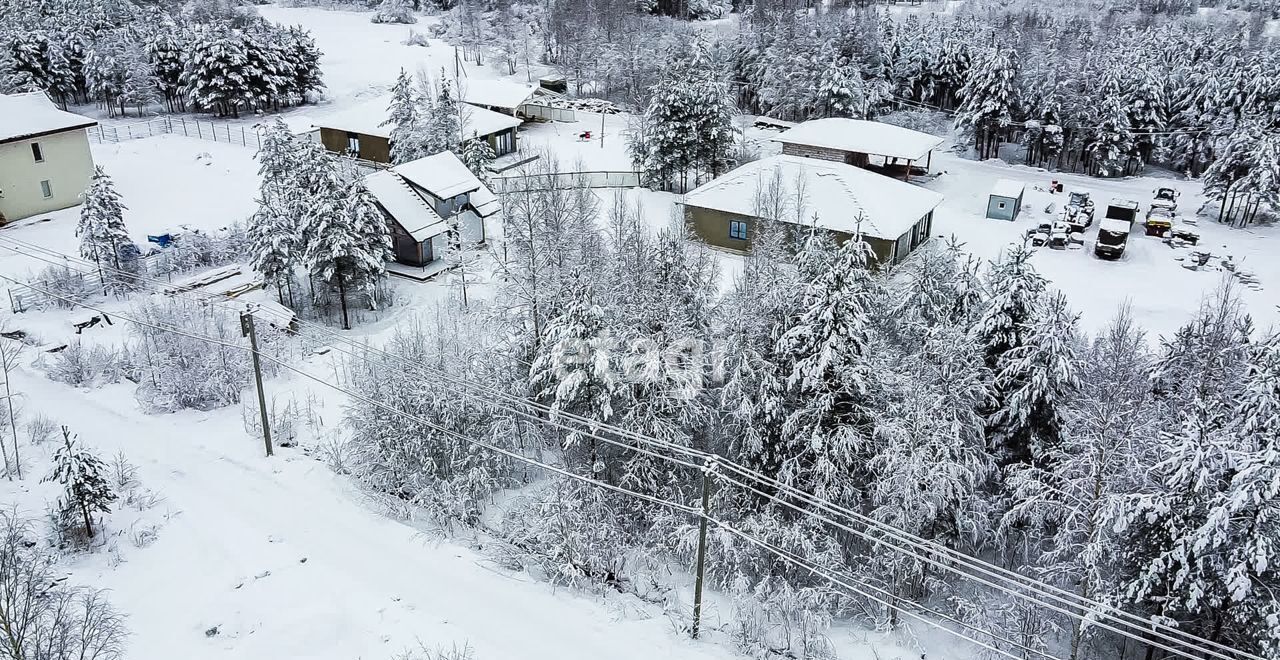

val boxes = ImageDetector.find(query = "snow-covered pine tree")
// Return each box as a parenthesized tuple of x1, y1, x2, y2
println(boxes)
(44, 427, 116, 540)
(990, 291, 1081, 466)
(424, 74, 461, 155)
(283, 26, 324, 104)
(972, 244, 1044, 372)
(459, 132, 496, 183)
(955, 48, 1018, 160)
(249, 119, 302, 304)
(147, 30, 186, 112)
(182, 26, 251, 118)
(1086, 95, 1137, 177)
(773, 235, 879, 504)
(382, 68, 428, 165)
(528, 277, 618, 474)
(444, 214, 483, 307)
(76, 166, 132, 284)
(302, 175, 392, 329)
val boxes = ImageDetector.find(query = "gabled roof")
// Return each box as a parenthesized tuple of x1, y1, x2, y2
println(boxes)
(772, 118, 945, 163)
(394, 151, 483, 200)
(684, 155, 944, 241)
(991, 178, 1025, 199)
(461, 80, 539, 111)
(364, 170, 447, 242)
(0, 92, 97, 144)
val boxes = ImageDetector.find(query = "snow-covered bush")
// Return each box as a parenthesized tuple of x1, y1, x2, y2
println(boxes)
(727, 576, 837, 660)
(0, 512, 126, 657)
(128, 298, 283, 412)
(45, 341, 122, 388)
(371, 0, 417, 24)
(26, 414, 59, 445)
(403, 30, 430, 47)
(33, 264, 95, 310)
(393, 642, 474, 660)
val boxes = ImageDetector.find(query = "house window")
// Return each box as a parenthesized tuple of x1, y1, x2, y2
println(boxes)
(729, 220, 749, 241)
(494, 130, 515, 156)
(346, 132, 360, 155)
(40, 180, 52, 198)
(997, 201, 1007, 210)
(31, 143, 44, 162)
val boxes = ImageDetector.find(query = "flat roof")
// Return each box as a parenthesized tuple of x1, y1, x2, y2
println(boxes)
(684, 155, 944, 241)
(0, 92, 97, 144)
(771, 118, 944, 163)
(462, 79, 538, 111)
(314, 96, 521, 141)
(991, 178, 1025, 199)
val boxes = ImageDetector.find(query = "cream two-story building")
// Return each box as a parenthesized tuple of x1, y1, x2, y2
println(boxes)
(0, 92, 97, 224)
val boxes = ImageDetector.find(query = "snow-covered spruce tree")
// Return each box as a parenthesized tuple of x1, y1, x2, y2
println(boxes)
(955, 47, 1018, 160)
(147, 31, 186, 112)
(383, 68, 428, 165)
(372, 0, 416, 24)
(76, 166, 132, 286)
(459, 133, 495, 183)
(444, 215, 482, 308)
(772, 235, 878, 505)
(890, 236, 985, 339)
(248, 119, 302, 305)
(45, 427, 115, 541)
(990, 291, 1081, 467)
(302, 176, 393, 330)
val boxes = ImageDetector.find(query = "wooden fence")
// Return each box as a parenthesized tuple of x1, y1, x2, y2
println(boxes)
(491, 170, 642, 193)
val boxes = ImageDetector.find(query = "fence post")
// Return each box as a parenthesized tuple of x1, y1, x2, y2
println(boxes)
(211, 122, 217, 142)
(196, 122, 202, 140)
(180, 117, 187, 137)
(98, 125, 105, 142)
(691, 457, 715, 639)
(241, 126, 247, 146)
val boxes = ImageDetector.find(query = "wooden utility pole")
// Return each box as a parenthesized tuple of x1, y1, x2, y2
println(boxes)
(240, 308, 273, 457)
(691, 459, 714, 639)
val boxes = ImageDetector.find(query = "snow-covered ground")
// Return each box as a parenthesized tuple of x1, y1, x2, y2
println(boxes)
(3, 5, 1278, 660)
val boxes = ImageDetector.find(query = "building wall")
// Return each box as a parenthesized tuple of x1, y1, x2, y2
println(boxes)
(986, 194, 1020, 221)
(0, 129, 95, 223)
(779, 142, 849, 163)
(685, 205, 926, 266)
(318, 128, 391, 163)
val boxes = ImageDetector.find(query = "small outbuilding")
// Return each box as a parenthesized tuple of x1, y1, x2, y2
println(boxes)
(987, 179, 1026, 221)
(771, 118, 944, 181)
(683, 155, 944, 266)
(0, 92, 97, 224)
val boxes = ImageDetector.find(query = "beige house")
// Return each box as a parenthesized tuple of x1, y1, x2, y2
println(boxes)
(683, 155, 944, 266)
(0, 92, 97, 224)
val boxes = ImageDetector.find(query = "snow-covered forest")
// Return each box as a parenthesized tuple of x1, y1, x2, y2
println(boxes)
(0, 0, 1278, 659)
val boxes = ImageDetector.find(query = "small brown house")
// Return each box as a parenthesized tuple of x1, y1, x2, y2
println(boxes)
(313, 97, 523, 164)
(682, 155, 944, 265)
(772, 118, 944, 181)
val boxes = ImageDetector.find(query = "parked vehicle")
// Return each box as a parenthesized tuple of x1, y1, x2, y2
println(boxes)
(1152, 187, 1179, 212)
(1063, 191, 1095, 231)
(1095, 218, 1133, 259)
(1145, 207, 1175, 237)
(1105, 199, 1141, 224)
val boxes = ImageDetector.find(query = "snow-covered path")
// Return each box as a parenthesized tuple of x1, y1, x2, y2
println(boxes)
(6, 368, 737, 660)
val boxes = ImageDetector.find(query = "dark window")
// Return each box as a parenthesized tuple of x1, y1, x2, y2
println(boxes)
(729, 220, 748, 241)
(31, 143, 44, 162)
(346, 132, 360, 154)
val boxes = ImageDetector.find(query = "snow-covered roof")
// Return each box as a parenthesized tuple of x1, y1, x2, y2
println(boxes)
(991, 178, 1025, 199)
(364, 170, 447, 243)
(0, 92, 97, 144)
(469, 184, 501, 218)
(462, 80, 539, 111)
(461, 104, 522, 139)
(1099, 218, 1133, 235)
(312, 97, 393, 138)
(394, 151, 483, 200)
(684, 155, 944, 241)
(772, 118, 945, 162)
